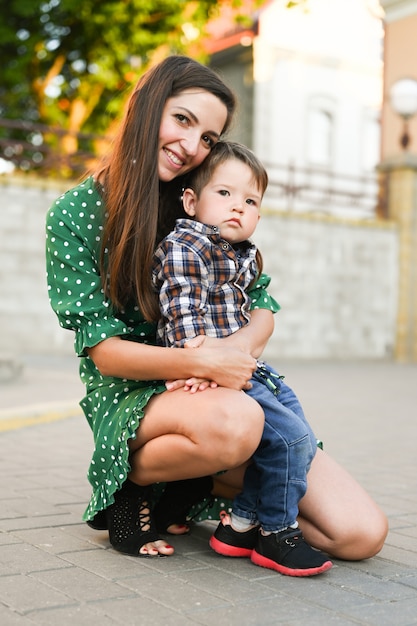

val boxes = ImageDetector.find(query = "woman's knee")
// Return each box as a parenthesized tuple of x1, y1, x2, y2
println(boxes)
(351, 509, 388, 560)
(363, 517, 388, 558)
(207, 394, 264, 467)
(300, 449, 389, 560)
(140, 387, 264, 470)
(330, 508, 388, 560)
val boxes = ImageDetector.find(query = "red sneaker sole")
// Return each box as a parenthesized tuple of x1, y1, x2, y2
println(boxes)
(209, 534, 253, 558)
(251, 550, 333, 576)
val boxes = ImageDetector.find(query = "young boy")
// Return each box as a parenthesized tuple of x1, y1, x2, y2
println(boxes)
(152, 141, 332, 576)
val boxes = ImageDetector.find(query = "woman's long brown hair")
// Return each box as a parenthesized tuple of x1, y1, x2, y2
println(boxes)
(96, 56, 236, 321)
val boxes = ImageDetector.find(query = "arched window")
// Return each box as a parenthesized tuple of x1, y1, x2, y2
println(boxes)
(307, 107, 333, 166)
(361, 111, 380, 171)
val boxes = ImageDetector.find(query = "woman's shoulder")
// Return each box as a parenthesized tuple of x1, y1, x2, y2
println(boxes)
(47, 176, 104, 225)
(52, 176, 100, 208)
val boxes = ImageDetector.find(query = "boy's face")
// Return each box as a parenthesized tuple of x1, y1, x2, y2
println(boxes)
(182, 158, 262, 244)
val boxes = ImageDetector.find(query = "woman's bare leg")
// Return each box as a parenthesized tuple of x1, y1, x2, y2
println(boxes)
(213, 465, 248, 499)
(129, 387, 264, 483)
(127, 387, 264, 555)
(216, 449, 388, 561)
(297, 449, 388, 560)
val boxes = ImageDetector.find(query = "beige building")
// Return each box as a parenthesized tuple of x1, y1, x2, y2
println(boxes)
(380, 0, 417, 157)
(380, 0, 417, 361)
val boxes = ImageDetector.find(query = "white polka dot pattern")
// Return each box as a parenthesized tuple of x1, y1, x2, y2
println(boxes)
(45, 176, 165, 521)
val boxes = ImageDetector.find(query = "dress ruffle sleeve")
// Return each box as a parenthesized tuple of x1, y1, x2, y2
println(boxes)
(248, 273, 281, 313)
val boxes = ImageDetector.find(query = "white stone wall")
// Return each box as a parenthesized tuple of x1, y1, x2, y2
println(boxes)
(254, 210, 398, 361)
(0, 177, 398, 361)
(0, 176, 74, 358)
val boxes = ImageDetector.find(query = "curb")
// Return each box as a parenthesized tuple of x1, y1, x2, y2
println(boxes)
(0, 404, 82, 432)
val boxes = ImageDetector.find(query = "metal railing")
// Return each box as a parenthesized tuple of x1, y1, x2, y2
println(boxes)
(0, 118, 386, 217)
(263, 161, 385, 218)
(0, 118, 112, 178)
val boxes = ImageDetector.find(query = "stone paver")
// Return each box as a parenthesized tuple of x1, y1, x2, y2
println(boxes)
(0, 357, 416, 625)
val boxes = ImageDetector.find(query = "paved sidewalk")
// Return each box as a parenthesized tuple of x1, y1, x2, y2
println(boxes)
(0, 356, 416, 625)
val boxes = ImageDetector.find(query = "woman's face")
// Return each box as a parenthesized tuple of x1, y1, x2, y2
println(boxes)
(158, 89, 228, 182)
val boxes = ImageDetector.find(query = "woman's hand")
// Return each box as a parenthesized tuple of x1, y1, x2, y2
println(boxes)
(165, 336, 219, 392)
(165, 335, 256, 392)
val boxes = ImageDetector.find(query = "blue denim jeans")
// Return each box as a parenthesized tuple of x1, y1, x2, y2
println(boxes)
(233, 363, 317, 532)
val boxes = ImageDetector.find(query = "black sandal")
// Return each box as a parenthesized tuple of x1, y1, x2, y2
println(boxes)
(106, 479, 162, 556)
(86, 509, 108, 531)
(153, 476, 214, 534)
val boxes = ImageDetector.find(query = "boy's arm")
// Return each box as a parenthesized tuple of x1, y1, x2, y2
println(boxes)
(154, 239, 216, 392)
(212, 273, 280, 358)
(221, 308, 275, 358)
(182, 308, 273, 391)
(156, 239, 210, 347)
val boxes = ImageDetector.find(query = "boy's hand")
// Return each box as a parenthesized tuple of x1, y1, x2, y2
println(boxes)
(184, 377, 218, 393)
(165, 377, 218, 393)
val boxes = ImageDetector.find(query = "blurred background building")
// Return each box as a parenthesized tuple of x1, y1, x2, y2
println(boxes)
(208, 0, 383, 217)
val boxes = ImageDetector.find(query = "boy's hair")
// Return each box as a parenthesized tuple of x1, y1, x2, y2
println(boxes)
(186, 141, 268, 198)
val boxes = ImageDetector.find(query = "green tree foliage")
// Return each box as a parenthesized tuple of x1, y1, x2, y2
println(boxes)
(0, 0, 252, 133)
(0, 0, 280, 173)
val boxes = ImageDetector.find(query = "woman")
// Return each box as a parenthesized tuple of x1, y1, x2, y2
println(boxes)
(46, 55, 388, 559)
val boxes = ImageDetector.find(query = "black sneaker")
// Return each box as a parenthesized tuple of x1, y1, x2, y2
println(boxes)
(209, 512, 259, 558)
(251, 528, 333, 576)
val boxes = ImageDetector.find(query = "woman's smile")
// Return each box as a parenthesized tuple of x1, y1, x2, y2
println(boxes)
(163, 147, 185, 167)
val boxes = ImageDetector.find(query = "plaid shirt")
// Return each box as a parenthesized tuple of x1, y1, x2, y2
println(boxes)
(152, 218, 260, 347)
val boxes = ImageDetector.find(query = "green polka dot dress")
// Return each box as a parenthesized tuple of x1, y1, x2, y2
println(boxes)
(45, 176, 280, 524)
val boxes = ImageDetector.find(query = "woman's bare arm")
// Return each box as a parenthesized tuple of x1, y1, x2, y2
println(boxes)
(87, 336, 257, 391)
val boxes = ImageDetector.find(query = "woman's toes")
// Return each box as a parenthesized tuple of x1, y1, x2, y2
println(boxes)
(156, 540, 175, 555)
(139, 540, 175, 556)
(166, 523, 190, 535)
(139, 543, 159, 556)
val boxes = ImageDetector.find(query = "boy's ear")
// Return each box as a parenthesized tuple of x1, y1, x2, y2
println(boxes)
(182, 188, 197, 217)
